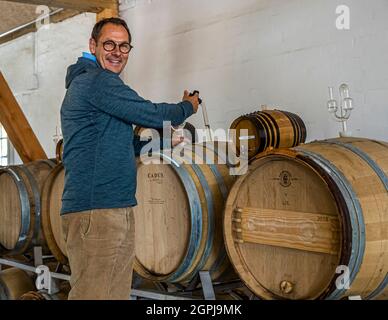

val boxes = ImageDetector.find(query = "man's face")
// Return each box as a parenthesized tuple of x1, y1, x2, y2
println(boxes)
(89, 23, 131, 74)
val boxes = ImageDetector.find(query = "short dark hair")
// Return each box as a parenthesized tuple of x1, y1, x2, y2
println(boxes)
(91, 18, 132, 43)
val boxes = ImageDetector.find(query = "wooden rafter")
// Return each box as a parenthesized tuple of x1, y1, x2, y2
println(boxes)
(0, 9, 80, 45)
(5, 0, 118, 13)
(0, 1, 120, 44)
(96, 7, 119, 21)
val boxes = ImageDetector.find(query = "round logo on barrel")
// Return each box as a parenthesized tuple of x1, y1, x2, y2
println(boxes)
(279, 171, 292, 187)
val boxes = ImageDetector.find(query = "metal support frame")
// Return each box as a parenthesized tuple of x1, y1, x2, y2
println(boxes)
(6, 249, 366, 300)
(0, 257, 38, 274)
(199, 271, 216, 300)
(1, 253, 243, 300)
(130, 289, 195, 300)
(33, 246, 43, 267)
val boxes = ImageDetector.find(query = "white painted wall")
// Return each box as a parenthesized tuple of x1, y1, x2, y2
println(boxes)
(0, 1, 387, 165)
(120, 0, 388, 142)
(0, 12, 96, 164)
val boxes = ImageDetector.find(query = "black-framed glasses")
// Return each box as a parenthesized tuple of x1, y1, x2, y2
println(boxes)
(101, 40, 133, 54)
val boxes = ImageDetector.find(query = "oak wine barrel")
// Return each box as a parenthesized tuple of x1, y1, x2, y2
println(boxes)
(134, 142, 237, 284)
(230, 109, 306, 159)
(224, 137, 388, 300)
(0, 268, 35, 300)
(0, 160, 56, 255)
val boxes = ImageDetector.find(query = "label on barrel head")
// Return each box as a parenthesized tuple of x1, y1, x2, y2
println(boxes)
(147, 197, 165, 205)
(147, 172, 164, 185)
(272, 171, 298, 188)
(279, 171, 292, 187)
(146, 172, 166, 204)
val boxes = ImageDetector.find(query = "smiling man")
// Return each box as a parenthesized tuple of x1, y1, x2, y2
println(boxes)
(60, 18, 199, 300)
(90, 21, 132, 73)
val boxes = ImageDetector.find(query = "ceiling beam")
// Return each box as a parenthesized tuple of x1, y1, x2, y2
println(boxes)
(5, 0, 118, 13)
(96, 7, 118, 21)
(0, 9, 80, 45)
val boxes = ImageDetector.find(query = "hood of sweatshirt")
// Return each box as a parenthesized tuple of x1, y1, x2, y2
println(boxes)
(65, 56, 99, 89)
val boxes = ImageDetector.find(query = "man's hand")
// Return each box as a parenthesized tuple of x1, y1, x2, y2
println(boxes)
(171, 127, 190, 147)
(172, 135, 185, 147)
(182, 90, 200, 113)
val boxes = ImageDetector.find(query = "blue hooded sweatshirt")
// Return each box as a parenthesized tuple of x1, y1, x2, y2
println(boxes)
(60, 56, 194, 215)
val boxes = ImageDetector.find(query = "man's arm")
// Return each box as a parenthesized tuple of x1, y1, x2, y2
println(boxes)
(89, 71, 197, 128)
